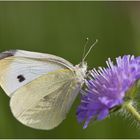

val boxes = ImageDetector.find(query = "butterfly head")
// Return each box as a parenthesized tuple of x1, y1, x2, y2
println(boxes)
(79, 61, 87, 76)
(75, 61, 87, 83)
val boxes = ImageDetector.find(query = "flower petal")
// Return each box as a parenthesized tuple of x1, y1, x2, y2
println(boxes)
(77, 55, 140, 128)
(97, 108, 109, 120)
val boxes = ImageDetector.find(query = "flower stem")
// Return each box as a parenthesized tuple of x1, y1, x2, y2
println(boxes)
(124, 102, 140, 123)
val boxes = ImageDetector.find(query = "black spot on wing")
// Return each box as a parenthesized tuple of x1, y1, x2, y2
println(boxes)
(0, 50, 16, 60)
(17, 75, 25, 82)
(0, 53, 13, 60)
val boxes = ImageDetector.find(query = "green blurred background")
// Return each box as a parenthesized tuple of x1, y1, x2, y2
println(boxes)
(0, 1, 140, 138)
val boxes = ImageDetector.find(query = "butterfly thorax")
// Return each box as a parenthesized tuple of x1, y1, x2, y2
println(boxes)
(74, 61, 87, 84)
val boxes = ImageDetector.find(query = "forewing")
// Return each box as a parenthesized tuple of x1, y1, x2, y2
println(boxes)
(10, 69, 80, 130)
(2, 50, 73, 68)
(0, 50, 74, 96)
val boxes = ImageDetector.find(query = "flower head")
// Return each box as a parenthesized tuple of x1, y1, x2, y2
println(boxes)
(77, 55, 140, 128)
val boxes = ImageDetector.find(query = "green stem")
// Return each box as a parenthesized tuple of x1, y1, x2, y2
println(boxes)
(124, 102, 140, 123)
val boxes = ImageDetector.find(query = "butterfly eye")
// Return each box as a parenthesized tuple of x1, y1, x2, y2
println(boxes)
(17, 75, 25, 82)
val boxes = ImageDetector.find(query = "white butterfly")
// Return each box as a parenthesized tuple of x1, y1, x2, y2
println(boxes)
(0, 40, 97, 130)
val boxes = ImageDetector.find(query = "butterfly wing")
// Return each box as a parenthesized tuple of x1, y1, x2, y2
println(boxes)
(0, 50, 74, 96)
(2, 50, 74, 68)
(0, 50, 83, 129)
(10, 69, 81, 130)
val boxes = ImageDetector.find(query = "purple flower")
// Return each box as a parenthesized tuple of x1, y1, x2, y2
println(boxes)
(77, 55, 140, 128)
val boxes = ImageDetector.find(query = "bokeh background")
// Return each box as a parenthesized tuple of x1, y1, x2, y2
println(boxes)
(0, 1, 140, 138)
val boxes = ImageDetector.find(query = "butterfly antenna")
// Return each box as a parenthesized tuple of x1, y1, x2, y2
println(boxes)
(81, 38, 89, 62)
(82, 39, 98, 62)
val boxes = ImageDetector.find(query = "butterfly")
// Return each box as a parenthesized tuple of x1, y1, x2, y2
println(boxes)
(0, 40, 98, 130)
